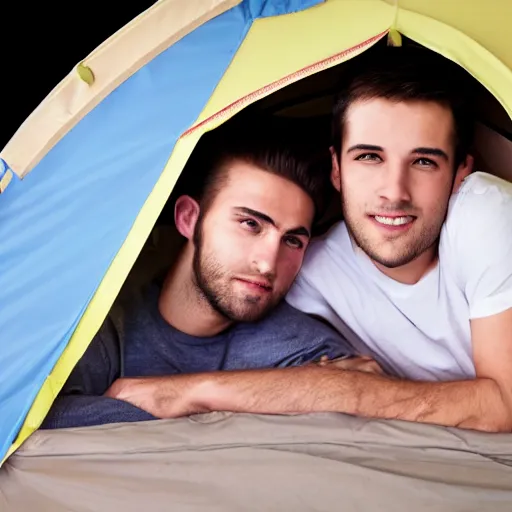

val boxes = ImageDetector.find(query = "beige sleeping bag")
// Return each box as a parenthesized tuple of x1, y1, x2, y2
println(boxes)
(1, 412, 512, 511)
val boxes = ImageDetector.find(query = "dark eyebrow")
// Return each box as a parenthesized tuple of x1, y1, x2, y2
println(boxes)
(347, 144, 384, 153)
(234, 207, 310, 238)
(234, 207, 275, 226)
(412, 147, 449, 161)
(286, 226, 311, 238)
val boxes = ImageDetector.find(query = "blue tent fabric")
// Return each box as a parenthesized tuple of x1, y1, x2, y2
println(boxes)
(0, 0, 322, 466)
(247, 0, 322, 17)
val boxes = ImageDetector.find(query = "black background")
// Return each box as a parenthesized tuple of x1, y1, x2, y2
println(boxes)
(2, 1, 155, 149)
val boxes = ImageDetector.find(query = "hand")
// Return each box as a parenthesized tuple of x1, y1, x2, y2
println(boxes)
(104, 376, 202, 418)
(315, 355, 385, 375)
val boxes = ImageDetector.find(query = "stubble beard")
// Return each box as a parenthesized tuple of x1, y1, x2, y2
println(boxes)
(191, 220, 279, 322)
(341, 193, 448, 269)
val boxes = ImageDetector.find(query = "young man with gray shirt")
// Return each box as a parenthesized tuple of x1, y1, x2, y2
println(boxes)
(42, 114, 364, 429)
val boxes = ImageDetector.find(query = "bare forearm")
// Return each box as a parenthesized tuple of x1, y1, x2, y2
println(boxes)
(188, 366, 512, 432)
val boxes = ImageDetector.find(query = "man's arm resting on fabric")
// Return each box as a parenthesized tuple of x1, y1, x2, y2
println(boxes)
(106, 308, 512, 432)
(198, 367, 512, 432)
(106, 363, 511, 432)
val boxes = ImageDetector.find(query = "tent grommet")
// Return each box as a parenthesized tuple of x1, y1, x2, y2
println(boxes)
(77, 63, 95, 85)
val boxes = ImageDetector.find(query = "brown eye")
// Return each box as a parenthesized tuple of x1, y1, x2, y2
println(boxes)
(415, 158, 437, 168)
(240, 218, 260, 232)
(356, 153, 381, 162)
(284, 236, 303, 249)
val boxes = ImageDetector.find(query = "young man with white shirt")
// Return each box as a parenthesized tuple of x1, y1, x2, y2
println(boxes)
(105, 47, 512, 433)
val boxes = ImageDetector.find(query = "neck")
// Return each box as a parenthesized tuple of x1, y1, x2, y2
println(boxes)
(158, 244, 232, 337)
(373, 245, 438, 285)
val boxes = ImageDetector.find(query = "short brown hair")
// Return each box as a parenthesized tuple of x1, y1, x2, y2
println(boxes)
(181, 111, 332, 224)
(331, 45, 475, 169)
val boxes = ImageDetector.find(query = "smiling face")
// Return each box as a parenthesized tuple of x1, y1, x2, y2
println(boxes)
(190, 161, 314, 322)
(332, 97, 470, 281)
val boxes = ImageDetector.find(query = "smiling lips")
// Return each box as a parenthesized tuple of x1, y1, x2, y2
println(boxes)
(369, 214, 416, 230)
(374, 215, 414, 226)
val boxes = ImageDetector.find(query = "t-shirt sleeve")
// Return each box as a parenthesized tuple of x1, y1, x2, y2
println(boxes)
(60, 315, 121, 396)
(449, 174, 512, 319)
(43, 316, 125, 429)
(40, 396, 156, 429)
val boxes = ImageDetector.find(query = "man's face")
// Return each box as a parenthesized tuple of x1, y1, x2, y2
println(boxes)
(332, 97, 468, 270)
(193, 162, 314, 322)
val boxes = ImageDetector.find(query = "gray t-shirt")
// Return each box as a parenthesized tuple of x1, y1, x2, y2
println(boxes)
(43, 282, 352, 429)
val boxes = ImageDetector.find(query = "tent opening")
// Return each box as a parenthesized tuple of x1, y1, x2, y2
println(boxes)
(4, 0, 512, 475)
(120, 35, 512, 297)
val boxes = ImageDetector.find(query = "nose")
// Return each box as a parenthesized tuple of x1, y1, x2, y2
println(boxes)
(378, 161, 411, 205)
(251, 234, 280, 278)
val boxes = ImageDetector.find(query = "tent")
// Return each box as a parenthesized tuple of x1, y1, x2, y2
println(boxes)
(1, 0, 512, 500)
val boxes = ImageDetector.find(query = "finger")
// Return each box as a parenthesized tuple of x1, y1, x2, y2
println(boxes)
(316, 355, 330, 366)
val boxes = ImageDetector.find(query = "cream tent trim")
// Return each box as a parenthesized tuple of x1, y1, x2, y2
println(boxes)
(0, 0, 240, 180)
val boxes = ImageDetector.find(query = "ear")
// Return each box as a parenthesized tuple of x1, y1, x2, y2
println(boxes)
(174, 195, 200, 240)
(330, 146, 341, 192)
(452, 154, 474, 193)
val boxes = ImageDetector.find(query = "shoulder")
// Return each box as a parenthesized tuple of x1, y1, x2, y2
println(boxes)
(446, 172, 512, 230)
(264, 300, 330, 326)
(441, 172, 512, 316)
(235, 301, 342, 341)
(305, 220, 348, 260)
(286, 221, 353, 315)
(228, 301, 352, 368)
(296, 220, 351, 283)
(442, 172, 512, 257)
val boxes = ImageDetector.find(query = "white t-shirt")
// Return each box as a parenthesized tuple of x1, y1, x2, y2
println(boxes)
(286, 172, 512, 381)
